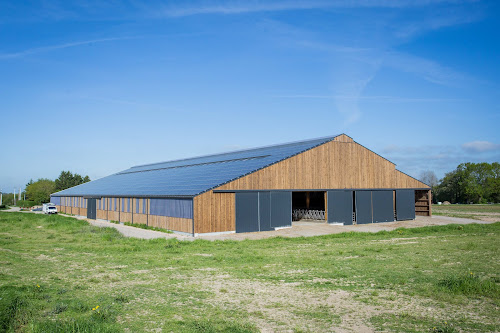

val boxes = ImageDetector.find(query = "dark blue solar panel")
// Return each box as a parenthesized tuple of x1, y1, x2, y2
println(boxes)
(52, 135, 339, 197)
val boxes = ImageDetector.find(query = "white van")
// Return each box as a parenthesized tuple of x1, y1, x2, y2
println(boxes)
(42, 203, 57, 214)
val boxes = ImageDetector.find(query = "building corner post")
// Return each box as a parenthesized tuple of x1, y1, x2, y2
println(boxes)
(192, 200, 195, 237)
(428, 189, 432, 217)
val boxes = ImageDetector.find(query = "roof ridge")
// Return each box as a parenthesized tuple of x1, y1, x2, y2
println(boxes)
(129, 134, 341, 170)
(193, 135, 343, 196)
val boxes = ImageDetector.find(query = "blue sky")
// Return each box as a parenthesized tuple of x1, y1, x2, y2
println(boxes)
(1, 0, 499, 193)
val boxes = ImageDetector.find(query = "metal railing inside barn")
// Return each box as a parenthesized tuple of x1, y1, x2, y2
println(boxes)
(293, 209, 325, 221)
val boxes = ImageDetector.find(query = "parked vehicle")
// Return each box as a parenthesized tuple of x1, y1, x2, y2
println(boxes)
(42, 203, 57, 214)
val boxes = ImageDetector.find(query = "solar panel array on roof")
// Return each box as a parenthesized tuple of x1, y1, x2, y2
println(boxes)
(52, 135, 340, 198)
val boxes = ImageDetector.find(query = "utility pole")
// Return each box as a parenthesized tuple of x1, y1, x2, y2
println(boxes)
(13, 188, 16, 206)
(0, 189, 2, 206)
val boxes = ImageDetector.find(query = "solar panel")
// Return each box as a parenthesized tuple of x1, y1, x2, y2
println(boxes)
(52, 135, 340, 197)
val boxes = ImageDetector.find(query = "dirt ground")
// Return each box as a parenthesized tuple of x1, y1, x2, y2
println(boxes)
(187, 271, 487, 333)
(434, 210, 500, 222)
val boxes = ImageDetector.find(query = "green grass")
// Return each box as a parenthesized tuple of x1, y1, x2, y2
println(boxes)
(438, 271, 500, 297)
(433, 204, 500, 214)
(0, 212, 499, 332)
(108, 220, 173, 233)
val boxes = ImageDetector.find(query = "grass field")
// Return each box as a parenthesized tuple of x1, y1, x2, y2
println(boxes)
(0, 212, 499, 332)
(433, 204, 500, 221)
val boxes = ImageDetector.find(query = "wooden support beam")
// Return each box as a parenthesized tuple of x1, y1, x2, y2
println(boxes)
(428, 189, 432, 217)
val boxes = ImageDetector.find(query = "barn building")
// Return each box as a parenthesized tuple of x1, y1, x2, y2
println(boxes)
(50, 134, 431, 235)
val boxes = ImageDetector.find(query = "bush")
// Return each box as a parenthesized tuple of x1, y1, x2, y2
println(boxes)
(17, 200, 36, 208)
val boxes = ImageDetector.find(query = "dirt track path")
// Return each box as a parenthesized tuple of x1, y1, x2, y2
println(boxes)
(74, 214, 496, 241)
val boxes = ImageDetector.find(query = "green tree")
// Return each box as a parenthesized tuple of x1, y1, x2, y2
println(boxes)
(25, 179, 55, 205)
(435, 162, 500, 203)
(1, 193, 15, 206)
(435, 170, 461, 203)
(484, 162, 500, 202)
(54, 171, 91, 191)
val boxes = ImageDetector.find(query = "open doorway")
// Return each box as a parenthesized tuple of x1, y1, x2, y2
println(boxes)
(292, 191, 326, 221)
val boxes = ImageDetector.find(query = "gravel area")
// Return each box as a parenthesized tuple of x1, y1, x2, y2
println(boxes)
(70, 215, 193, 240)
(67, 214, 496, 241)
(198, 215, 494, 241)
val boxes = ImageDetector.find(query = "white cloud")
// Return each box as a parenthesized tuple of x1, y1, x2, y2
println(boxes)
(379, 143, 500, 179)
(462, 141, 500, 153)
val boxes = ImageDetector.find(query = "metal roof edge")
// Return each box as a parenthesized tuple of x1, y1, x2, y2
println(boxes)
(213, 187, 432, 193)
(50, 194, 195, 199)
(49, 171, 124, 197)
(351, 139, 396, 166)
(395, 169, 431, 188)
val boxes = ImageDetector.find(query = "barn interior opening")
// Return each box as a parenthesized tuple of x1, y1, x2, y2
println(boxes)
(292, 191, 326, 221)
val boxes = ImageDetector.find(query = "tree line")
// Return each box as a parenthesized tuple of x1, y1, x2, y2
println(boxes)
(422, 162, 500, 204)
(20, 171, 91, 205)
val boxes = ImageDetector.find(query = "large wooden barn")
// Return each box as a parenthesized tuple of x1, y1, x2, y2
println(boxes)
(51, 134, 431, 235)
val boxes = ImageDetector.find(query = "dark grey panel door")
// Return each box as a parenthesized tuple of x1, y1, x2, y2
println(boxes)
(327, 191, 353, 225)
(235, 192, 259, 233)
(270, 192, 292, 228)
(355, 191, 372, 224)
(87, 199, 96, 220)
(396, 190, 415, 221)
(259, 192, 272, 231)
(372, 190, 394, 223)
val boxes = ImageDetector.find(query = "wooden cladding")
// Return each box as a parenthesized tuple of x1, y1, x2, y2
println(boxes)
(194, 192, 235, 234)
(395, 170, 428, 189)
(216, 139, 428, 191)
(148, 216, 193, 234)
(332, 134, 354, 143)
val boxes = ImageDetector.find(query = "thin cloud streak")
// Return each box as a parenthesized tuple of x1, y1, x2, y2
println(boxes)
(0, 36, 136, 60)
(160, 0, 476, 17)
(273, 94, 469, 102)
(384, 51, 471, 86)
